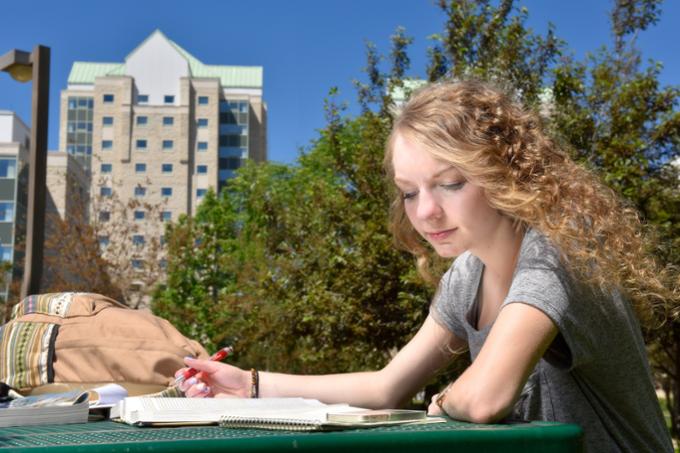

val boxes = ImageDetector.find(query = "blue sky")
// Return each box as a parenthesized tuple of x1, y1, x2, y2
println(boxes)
(1, 0, 678, 165)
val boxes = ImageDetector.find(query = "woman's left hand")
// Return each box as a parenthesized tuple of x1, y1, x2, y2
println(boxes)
(427, 392, 445, 416)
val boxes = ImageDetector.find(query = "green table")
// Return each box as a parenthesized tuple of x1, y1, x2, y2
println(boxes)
(0, 419, 582, 452)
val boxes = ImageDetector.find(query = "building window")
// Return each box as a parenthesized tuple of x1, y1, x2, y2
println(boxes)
(0, 159, 17, 178)
(132, 235, 145, 246)
(220, 157, 242, 170)
(131, 259, 144, 270)
(219, 157, 241, 170)
(136, 116, 148, 126)
(67, 96, 94, 157)
(197, 118, 208, 128)
(163, 116, 174, 126)
(196, 165, 208, 174)
(197, 141, 208, 151)
(196, 189, 207, 197)
(98, 236, 109, 247)
(164, 95, 175, 104)
(161, 187, 172, 197)
(134, 210, 145, 221)
(138, 94, 149, 104)
(100, 163, 112, 173)
(100, 187, 112, 197)
(0, 202, 14, 222)
(103, 94, 114, 103)
(134, 186, 147, 197)
(102, 140, 113, 150)
(102, 116, 113, 126)
(0, 245, 11, 262)
(161, 211, 172, 222)
(198, 96, 209, 105)
(159, 259, 167, 270)
(161, 163, 173, 174)
(136, 139, 147, 150)
(135, 163, 147, 173)
(160, 235, 166, 246)
(99, 211, 110, 222)
(0, 245, 12, 262)
(219, 134, 248, 148)
(220, 100, 249, 125)
(162, 140, 173, 150)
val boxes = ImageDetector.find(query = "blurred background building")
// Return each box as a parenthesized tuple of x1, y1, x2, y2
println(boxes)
(0, 111, 29, 300)
(59, 29, 267, 222)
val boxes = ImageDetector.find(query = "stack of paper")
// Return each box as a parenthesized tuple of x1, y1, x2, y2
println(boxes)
(0, 391, 89, 427)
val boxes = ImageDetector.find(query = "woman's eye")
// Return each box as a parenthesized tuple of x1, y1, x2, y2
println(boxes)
(401, 191, 417, 200)
(441, 182, 465, 191)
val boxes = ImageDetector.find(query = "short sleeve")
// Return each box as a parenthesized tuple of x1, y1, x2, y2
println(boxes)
(502, 233, 594, 370)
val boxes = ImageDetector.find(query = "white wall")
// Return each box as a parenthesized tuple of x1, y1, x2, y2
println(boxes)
(0, 111, 29, 144)
(125, 32, 189, 105)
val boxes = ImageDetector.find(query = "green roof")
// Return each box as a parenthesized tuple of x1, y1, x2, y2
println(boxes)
(67, 31, 262, 88)
(68, 62, 124, 84)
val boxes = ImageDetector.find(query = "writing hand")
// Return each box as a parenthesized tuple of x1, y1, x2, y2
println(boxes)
(176, 357, 251, 398)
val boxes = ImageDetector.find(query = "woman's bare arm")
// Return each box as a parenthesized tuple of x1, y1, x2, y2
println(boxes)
(182, 315, 465, 409)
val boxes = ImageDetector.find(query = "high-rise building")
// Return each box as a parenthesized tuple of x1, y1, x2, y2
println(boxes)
(59, 29, 267, 224)
(0, 111, 29, 300)
(45, 151, 89, 223)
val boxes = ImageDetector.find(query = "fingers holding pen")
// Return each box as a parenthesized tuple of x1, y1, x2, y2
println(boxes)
(176, 358, 213, 394)
(182, 377, 212, 398)
(176, 354, 251, 398)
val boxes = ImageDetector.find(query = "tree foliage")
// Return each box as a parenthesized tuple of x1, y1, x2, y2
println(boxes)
(154, 92, 435, 372)
(154, 0, 679, 428)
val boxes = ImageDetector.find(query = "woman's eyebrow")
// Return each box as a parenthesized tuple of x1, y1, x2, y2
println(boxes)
(432, 166, 462, 178)
(394, 166, 460, 185)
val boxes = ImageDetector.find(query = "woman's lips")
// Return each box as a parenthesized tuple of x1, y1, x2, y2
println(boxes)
(426, 228, 457, 241)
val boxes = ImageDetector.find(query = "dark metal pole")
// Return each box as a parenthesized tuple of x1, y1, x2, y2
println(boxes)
(20, 45, 50, 300)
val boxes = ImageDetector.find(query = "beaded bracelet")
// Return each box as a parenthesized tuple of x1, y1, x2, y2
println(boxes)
(250, 368, 259, 398)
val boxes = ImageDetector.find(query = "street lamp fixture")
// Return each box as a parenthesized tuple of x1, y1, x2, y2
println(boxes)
(0, 50, 32, 82)
(0, 45, 50, 300)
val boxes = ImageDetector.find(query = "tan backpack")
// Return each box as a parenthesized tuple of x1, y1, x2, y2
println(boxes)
(0, 292, 208, 395)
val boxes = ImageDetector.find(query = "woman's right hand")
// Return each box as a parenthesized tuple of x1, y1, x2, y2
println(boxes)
(176, 357, 251, 398)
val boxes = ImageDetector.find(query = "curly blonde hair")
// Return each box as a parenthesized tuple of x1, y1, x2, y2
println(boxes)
(385, 79, 677, 325)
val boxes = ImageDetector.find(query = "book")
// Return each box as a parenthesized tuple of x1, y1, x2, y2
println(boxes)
(111, 397, 437, 430)
(0, 390, 89, 428)
(87, 383, 128, 408)
(326, 409, 427, 423)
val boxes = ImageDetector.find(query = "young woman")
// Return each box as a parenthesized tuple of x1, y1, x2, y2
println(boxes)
(179, 80, 675, 452)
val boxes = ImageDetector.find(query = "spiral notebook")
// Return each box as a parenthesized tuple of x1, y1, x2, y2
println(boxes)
(110, 397, 433, 430)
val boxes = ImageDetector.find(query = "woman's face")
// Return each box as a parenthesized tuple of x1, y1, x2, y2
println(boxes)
(391, 132, 506, 258)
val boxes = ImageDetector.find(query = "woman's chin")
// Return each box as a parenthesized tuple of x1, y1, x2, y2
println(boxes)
(432, 244, 463, 259)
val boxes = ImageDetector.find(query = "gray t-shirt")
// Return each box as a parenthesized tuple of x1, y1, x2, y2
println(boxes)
(431, 228, 672, 453)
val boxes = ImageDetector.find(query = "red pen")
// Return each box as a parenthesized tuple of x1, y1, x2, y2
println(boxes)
(175, 346, 233, 386)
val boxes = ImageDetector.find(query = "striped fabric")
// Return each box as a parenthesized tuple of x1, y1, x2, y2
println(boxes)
(0, 321, 58, 390)
(11, 293, 77, 318)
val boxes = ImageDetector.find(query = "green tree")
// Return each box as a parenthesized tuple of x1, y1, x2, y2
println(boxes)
(154, 0, 679, 427)
(154, 0, 562, 394)
(153, 189, 241, 350)
(547, 0, 680, 437)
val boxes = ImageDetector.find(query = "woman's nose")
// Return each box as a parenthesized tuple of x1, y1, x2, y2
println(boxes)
(416, 190, 442, 220)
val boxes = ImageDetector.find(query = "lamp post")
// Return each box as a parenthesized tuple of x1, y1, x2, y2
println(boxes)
(0, 45, 50, 300)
